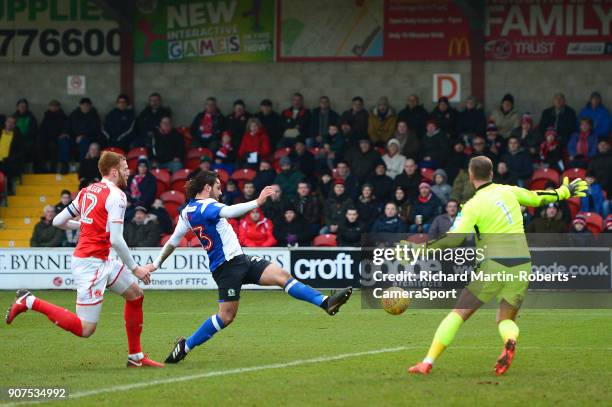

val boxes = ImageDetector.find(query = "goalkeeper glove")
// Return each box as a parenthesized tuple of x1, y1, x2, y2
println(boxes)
(556, 177, 588, 200)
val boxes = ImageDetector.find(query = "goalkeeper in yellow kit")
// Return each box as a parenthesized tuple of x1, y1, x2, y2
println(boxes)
(408, 156, 588, 376)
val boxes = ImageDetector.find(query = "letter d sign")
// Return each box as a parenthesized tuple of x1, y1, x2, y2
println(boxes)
(433, 74, 461, 103)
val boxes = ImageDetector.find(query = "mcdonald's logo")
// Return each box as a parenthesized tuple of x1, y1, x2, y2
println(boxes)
(448, 37, 470, 58)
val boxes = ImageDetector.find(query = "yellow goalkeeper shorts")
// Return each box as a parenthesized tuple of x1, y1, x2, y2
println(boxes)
(467, 259, 531, 308)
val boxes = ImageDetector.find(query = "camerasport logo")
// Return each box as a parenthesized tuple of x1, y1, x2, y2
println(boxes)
(53, 276, 63, 287)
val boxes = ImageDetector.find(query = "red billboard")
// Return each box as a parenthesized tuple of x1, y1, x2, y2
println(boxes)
(485, 1, 612, 60)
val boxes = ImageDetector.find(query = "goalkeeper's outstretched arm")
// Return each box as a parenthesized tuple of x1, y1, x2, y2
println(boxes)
(510, 177, 588, 208)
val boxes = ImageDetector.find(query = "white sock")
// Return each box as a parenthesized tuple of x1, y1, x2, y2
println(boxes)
(423, 357, 434, 365)
(184, 343, 191, 353)
(128, 352, 144, 361)
(25, 295, 36, 309)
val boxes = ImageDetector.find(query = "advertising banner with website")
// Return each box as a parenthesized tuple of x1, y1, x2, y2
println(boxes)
(0, 0, 119, 62)
(0, 248, 289, 290)
(485, 1, 612, 60)
(134, 0, 275, 62)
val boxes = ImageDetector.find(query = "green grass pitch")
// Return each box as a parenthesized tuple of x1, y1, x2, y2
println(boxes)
(1, 290, 611, 406)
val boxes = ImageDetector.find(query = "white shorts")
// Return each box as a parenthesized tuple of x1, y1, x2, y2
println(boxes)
(72, 257, 138, 323)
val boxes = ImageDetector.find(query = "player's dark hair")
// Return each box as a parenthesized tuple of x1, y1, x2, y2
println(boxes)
(469, 156, 493, 181)
(185, 170, 218, 200)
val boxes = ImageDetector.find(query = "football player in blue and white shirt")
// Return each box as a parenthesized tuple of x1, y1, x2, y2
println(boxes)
(150, 171, 352, 364)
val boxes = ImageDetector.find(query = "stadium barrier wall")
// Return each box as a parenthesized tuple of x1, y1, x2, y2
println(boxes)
(0, 247, 610, 290)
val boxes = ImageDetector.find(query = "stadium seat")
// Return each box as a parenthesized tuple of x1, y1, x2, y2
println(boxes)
(313, 234, 337, 247)
(562, 168, 587, 182)
(420, 167, 434, 183)
(578, 212, 604, 235)
(185, 147, 213, 170)
(160, 190, 185, 219)
(567, 197, 581, 219)
(127, 147, 149, 171)
(176, 126, 192, 151)
(103, 147, 125, 156)
(151, 168, 170, 198)
(215, 168, 229, 185)
(160, 234, 189, 248)
(309, 147, 323, 156)
(529, 167, 560, 190)
(170, 168, 192, 192)
(273, 147, 291, 160)
(231, 168, 256, 182)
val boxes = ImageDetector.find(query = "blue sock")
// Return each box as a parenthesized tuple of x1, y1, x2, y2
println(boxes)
(284, 278, 326, 307)
(185, 314, 225, 351)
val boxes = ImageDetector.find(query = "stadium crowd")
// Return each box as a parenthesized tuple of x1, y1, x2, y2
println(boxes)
(0, 90, 610, 248)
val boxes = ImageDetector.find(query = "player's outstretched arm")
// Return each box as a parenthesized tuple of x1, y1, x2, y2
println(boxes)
(218, 185, 275, 219)
(152, 214, 190, 269)
(510, 177, 588, 208)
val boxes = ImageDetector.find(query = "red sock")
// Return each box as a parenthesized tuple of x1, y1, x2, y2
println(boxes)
(125, 296, 144, 355)
(32, 298, 83, 337)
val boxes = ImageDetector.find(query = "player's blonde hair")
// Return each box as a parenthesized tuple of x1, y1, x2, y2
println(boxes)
(468, 156, 493, 181)
(98, 151, 126, 176)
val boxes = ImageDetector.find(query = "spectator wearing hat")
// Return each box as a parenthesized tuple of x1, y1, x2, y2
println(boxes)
(0, 115, 25, 193)
(568, 117, 598, 164)
(253, 160, 277, 193)
(578, 91, 611, 139)
(226, 99, 251, 148)
(409, 182, 442, 233)
(292, 181, 322, 236)
(30, 205, 63, 247)
(483, 122, 504, 161)
(261, 184, 288, 224)
(214, 130, 236, 174)
(341, 96, 369, 139)
(569, 215, 594, 246)
(14, 98, 38, 162)
(371, 202, 407, 234)
(392, 120, 419, 160)
(220, 179, 241, 206)
(136, 92, 171, 148)
(526, 203, 567, 233)
(334, 160, 360, 199)
(397, 94, 429, 138)
(289, 140, 316, 179)
(126, 158, 156, 210)
(337, 207, 366, 246)
(431, 169, 451, 204)
(238, 208, 276, 247)
(368, 96, 397, 145)
(430, 96, 458, 138)
(78, 142, 101, 188)
(429, 199, 459, 239)
(36, 99, 69, 173)
(421, 119, 451, 167)
(457, 96, 486, 138)
(190, 96, 226, 150)
(188, 155, 212, 180)
(539, 128, 563, 171)
(355, 183, 381, 230)
(280, 92, 310, 147)
(274, 156, 304, 201)
(255, 99, 283, 148)
(446, 140, 469, 184)
(321, 179, 354, 234)
(493, 161, 517, 186)
(153, 115, 184, 173)
(103, 93, 135, 151)
(588, 139, 612, 196)
(501, 136, 533, 187)
(124, 206, 161, 247)
(382, 138, 407, 179)
(149, 198, 173, 234)
(238, 117, 271, 168)
(366, 162, 394, 203)
(490, 93, 520, 138)
(394, 158, 422, 202)
(539, 92, 577, 144)
(580, 172, 605, 215)
(345, 137, 383, 183)
(309, 96, 339, 145)
(392, 186, 412, 223)
(68, 97, 102, 158)
(274, 205, 313, 247)
(511, 113, 542, 160)
(603, 215, 612, 234)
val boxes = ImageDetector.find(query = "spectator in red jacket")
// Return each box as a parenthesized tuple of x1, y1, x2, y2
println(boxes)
(238, 208, 276, 247)
(238, 117, 271, 167)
